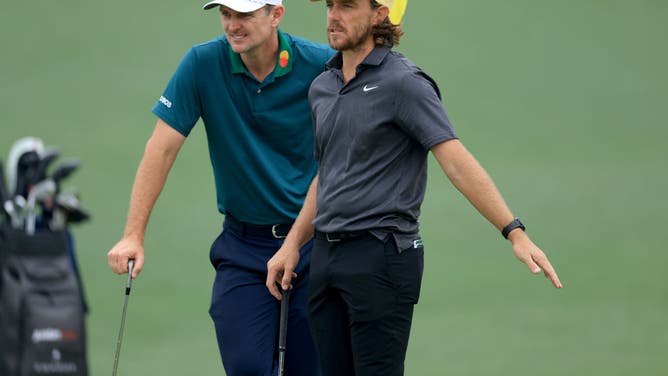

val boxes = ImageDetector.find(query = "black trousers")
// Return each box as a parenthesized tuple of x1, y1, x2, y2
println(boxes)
(308, 233, 424, 376)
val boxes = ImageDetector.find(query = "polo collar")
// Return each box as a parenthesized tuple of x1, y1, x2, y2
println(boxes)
(325, 52, 343, 70)
(229, 30, 294, 78)
(325, 45, 391, 70)
(361, 45, 391, 67)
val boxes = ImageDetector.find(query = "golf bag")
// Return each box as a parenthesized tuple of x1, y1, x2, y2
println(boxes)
(0, 224, 88, 376)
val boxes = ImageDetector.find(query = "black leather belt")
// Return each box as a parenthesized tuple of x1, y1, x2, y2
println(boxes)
(224, 215, 292, 239)
(315, 230, 368, 242)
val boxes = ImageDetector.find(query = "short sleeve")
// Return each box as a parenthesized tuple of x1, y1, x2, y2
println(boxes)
(151, 48, 202, 137)
(394, 71, 458, 149)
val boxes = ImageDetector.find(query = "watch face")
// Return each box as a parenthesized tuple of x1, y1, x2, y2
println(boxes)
(502, 218, 525, 239)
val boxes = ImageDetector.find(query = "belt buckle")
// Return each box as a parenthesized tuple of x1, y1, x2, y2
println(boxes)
(325, 232, 341, 242)
(272, 224, 287, 239)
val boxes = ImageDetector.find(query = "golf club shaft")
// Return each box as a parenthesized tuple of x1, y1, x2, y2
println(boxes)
(4, 201, 18, 227)
(112, 259, 134, 376)
(278, 286, 291, 376)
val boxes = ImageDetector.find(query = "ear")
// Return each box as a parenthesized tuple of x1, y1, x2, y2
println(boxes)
(271, 5, 285, 28)
(374, 5, 389, 25)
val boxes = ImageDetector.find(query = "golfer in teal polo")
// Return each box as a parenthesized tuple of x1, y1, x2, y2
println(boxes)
(107, 0, 333, 374)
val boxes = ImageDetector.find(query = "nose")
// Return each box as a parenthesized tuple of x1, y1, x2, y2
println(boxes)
(327, 5, 340, 22)
(223, 14, 242, 31)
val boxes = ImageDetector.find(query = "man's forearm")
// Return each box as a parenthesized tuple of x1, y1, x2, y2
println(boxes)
(282, 175, 318, 250)
(432, 139, 563, 288)
(123, 121, 184, 241)
(432, 140, 515, 231)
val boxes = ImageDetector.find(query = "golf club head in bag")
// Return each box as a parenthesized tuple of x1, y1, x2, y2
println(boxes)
(6, 137, 44, 198)
(25, 180, 57, 235)
(14, 151, 41, 200)
(35, 147, 61, 183)
(51, 159, 81, 193)
(50, 191, 91, 231)
(40, 158, 83, 229)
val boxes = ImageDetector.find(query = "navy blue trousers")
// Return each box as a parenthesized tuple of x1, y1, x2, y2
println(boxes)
(208, 217, 320, 376)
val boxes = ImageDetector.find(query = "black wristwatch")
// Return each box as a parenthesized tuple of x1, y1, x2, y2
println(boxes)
(501, 217, 526, 239)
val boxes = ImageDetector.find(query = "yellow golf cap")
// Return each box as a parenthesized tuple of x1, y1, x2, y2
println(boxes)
(310, 0, 407, 25)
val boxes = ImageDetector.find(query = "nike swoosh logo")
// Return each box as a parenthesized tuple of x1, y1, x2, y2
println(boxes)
(363, 85, 379, 92)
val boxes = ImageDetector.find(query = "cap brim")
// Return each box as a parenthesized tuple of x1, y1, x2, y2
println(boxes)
(308, 0, 405, 24)
(203, 0, 266, 13)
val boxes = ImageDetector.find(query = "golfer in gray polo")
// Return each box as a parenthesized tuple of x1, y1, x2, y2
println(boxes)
(267, 0, 563, 375)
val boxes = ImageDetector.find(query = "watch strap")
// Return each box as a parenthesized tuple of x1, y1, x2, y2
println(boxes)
(502, 217, 526, 239)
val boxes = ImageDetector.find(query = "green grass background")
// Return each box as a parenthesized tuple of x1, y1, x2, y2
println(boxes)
(1, 0, 667, 374)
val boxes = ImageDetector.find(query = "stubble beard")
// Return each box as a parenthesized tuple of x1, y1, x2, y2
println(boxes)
(328, 22, 373, 52)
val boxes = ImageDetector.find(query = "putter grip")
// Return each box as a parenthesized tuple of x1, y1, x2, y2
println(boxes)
(278, 288, 290, 350)
(125, 259, 135, 294)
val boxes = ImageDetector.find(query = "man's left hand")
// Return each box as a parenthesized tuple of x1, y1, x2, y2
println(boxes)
(508, 230, 563, 289)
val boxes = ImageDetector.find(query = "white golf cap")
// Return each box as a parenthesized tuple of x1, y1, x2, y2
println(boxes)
(203, 0, 282, 12)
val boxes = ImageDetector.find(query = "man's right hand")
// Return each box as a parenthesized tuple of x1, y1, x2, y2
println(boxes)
(107, 238, 145, 279)
(266, 246, 300, 300)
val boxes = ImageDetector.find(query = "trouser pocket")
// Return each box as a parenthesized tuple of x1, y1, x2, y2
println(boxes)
(385, 237, 424, 304)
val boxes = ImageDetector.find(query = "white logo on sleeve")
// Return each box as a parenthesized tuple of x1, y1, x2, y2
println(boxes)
(159, 96, 173, 108)
(363, 84, 379, 92)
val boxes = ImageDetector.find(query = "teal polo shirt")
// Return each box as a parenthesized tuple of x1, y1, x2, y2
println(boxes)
(152, 31, 333, 224)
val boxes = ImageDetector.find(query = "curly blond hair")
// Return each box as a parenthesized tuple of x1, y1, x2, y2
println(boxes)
(371, 0, 404, 47)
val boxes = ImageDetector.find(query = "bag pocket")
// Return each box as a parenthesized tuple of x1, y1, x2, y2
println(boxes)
(20, 289, 87, 376)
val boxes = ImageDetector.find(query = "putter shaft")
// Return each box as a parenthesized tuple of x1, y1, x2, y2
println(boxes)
(278, 285, 291, 376)
(112, 260, 134, 376)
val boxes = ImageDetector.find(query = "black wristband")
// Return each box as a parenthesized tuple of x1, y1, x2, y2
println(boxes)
(501, 218, 525, 239)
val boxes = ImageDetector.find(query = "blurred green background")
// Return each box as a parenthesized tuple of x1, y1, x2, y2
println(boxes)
(1, 0, 666, 375)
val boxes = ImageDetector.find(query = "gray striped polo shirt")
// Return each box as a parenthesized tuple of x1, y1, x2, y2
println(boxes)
(309, 46, 458, 250)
